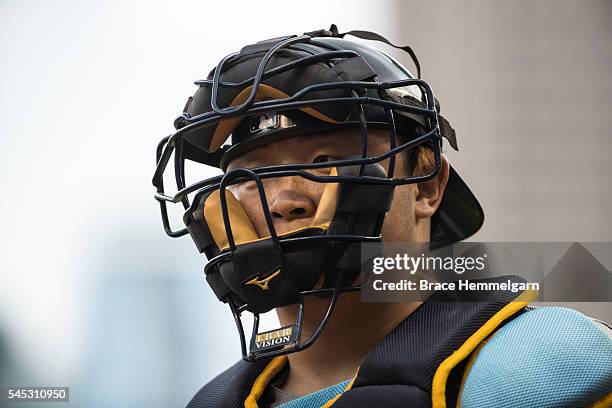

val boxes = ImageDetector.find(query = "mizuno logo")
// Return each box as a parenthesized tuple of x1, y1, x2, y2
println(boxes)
(244, 268, 281, 291)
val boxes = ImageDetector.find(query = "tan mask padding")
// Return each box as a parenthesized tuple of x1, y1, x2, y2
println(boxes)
(203, 168, 339, 251)
(312, 167, 339, 225)
(204, 189, 259, 251)
(208, 84, 343, 152)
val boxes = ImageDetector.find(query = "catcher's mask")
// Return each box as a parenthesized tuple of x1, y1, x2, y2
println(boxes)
(152, 25, 484, 361)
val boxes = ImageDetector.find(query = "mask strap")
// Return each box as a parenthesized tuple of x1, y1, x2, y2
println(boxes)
(304, 24, 421, 79)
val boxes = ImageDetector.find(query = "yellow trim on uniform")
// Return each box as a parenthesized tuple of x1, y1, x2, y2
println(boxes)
(321, 368, 360, 408)
(244, 357, 358, 408)
(244, 355, 288, 408)
(431, 289, 539, 408)
(588, 392, 612, 408)
(455, 339, 488, 408)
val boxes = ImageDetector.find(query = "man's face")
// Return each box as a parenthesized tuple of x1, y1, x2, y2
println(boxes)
(226, 128, 448, 243)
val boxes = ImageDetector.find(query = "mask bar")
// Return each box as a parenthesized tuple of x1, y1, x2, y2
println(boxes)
(206, 34, 350, 118)
(385, 108, 398, 179)
(350, 90, 369, 177)
(251, 314, 260, 342)
(218, 168, 279, 250)
(179, 78, 435, 126)
(297, 267, 344, 351)
(241, 264, 345, 361)
(373, 107, 399, 236)
(228, 300, 248, 357)
(176, 120, 437, 199)
(211, 35, 312, 116)
(153, 135, 189, 237)
(156, 135, 171, 163)
(227, 260, 344, 361)
(180, 127, 439, 211)
(180, 134, 440, 238)
(195, 51, 358, 89)
(174, 138, 190, 209)
(415, 78, 443, 175)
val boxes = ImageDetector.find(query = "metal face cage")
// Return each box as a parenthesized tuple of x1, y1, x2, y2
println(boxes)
(152, 33, 442, 361)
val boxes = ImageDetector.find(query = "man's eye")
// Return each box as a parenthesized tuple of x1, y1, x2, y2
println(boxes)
(312, 155, 339, 164)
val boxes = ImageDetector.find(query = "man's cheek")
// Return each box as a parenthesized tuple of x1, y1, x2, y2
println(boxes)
(248, 210, 268, 237)
(382, 190, 417, 242)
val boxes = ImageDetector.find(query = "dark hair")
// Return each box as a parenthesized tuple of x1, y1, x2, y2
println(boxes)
(397, 124, 435, 177)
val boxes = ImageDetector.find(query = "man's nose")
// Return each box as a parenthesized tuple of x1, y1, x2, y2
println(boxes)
(267, 182, 316, 221)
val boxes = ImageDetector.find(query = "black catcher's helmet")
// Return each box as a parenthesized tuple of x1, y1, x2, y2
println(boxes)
(152, 25, 484, 361)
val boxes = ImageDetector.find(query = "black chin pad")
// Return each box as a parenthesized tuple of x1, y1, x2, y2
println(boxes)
(218, 235, 332, 314)
(220, 240, 292, 314)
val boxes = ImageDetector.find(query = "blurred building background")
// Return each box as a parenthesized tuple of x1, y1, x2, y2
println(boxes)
(0, 0, 610, 406)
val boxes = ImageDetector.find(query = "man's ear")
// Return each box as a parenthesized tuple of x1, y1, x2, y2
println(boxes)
(414, 154, 450, 220)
